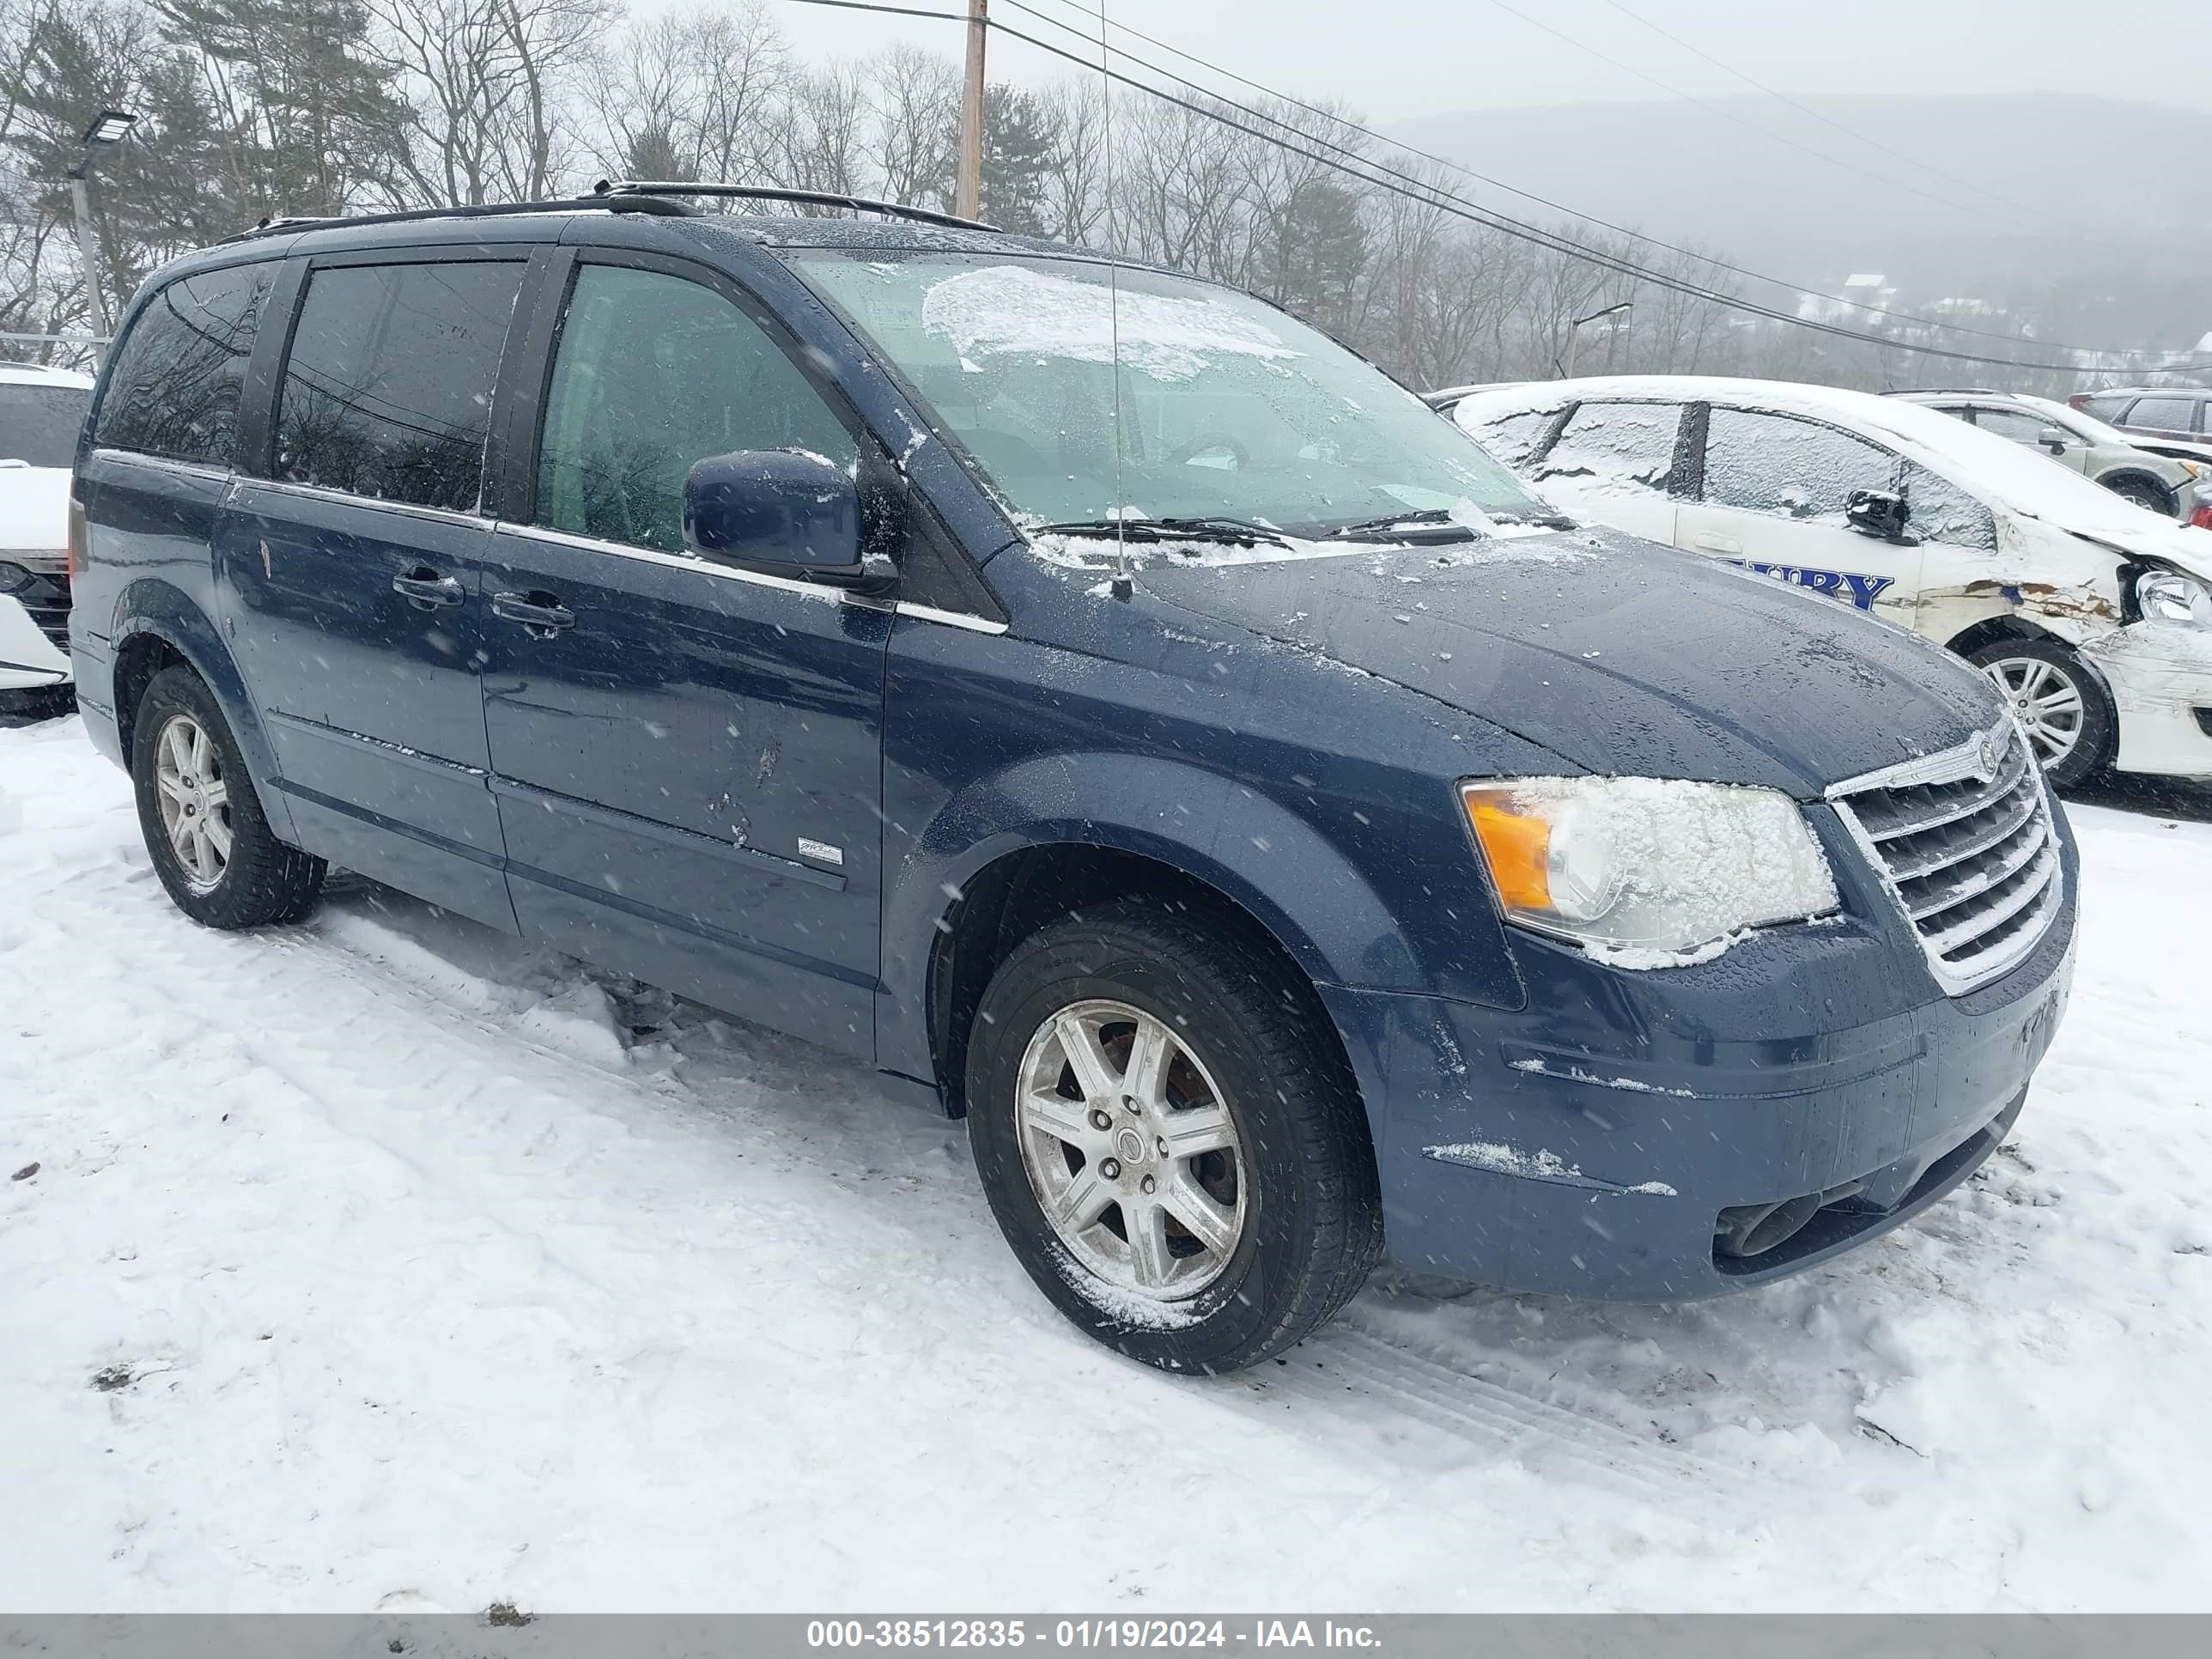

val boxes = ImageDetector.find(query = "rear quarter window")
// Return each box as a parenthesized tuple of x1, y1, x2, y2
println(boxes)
(94, 263, 275, 467)
(1537, 401, 1680, 495)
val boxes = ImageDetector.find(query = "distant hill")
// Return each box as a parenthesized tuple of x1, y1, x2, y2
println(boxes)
(1385, 94, 2212, 344)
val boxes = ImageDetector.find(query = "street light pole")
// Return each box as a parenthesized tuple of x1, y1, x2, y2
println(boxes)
(65, 111, 139, 357)
(1562, 300, 1633, 380)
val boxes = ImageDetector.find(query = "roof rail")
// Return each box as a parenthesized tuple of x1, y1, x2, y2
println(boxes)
(593, 179, 1001, 234)
(219, 192, 696, 245)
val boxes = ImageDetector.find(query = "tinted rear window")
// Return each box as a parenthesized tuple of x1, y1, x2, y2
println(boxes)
(275, 261, 525, 513)
(2075, 395, 2130, 423)
(0, 383, 92, 468)
(94, 263, 274, 466)
(2124, 397, 2200, 432)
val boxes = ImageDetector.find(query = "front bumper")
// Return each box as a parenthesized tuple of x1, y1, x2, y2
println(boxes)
(2087, 619, 2212, 777)
(1322, 848, 2076, 1301)
(0, 589, 71, 691)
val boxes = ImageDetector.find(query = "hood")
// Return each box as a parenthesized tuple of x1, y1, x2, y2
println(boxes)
(1139, 526, 2004, 798)
(0, 466, 71, 550)
(2062, 508, 2212, 581)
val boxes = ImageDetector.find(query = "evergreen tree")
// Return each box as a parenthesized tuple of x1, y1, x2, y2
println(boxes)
(155, 0, 407, 217)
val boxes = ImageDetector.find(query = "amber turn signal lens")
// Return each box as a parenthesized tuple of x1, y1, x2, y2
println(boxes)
(1464, 793, 1551, 911)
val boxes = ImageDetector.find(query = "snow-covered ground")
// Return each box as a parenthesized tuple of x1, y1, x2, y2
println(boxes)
(3, 714, 2209, 1613)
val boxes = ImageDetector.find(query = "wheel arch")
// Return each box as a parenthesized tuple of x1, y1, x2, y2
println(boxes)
(884, 753, 1441, 1129)
(106, 579, 298, 841)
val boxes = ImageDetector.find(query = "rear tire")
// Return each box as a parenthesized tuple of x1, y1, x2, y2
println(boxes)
(965, 898, 1383, 1374)
(131, 665, 325, 928)
(1966, 636, 2115, 790)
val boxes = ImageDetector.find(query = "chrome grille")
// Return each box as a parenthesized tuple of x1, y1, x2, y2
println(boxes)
(6, 553, 70, 650)
(1829, 723, 2063, 995)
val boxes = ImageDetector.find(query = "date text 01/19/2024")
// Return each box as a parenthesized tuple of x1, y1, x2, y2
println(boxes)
(805, 1620, 1383, 1649)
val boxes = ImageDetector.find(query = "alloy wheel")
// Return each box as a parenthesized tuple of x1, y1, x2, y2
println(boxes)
(1014, 998, 1249, 1302)
(153, 713, 232, 893)
(1981, 655, 2085, 769)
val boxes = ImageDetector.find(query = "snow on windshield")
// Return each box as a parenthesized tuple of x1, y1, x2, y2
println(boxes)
(919, 264, 1301, 382)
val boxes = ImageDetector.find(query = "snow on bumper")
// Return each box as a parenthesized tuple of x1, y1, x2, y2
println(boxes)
(1320, 872, 2076, 1301)
(2085, 620, 2212, 777)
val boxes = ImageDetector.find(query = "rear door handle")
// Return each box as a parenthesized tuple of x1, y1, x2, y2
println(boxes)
(491, 590, 577, 636)
(392, 568, 465, 609)
(1692, 532, 1743, 555)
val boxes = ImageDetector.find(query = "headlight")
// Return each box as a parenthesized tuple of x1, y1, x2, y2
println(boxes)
(2180, 461, 2209, 480)
(2136, 567, 2212, 626)
(1461, 776, 1839, 965)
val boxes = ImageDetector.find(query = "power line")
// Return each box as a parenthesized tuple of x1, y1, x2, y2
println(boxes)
(1005, 0, 2124, 357)
(1587, 0, 2049, 220)
(769, 0, 2113, 373)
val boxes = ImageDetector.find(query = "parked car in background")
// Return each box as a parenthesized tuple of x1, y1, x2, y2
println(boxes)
(2071, 386, 2212, 447)
(67, 194, 2072, 1372)
(0, 362, 91, 712)
(1888, 389, 2211, 523)
(1450, 375, 2212, 787)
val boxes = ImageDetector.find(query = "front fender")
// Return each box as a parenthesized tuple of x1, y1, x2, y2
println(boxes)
(109, 577, 301, 842)
(874, 748, 1528, 1088)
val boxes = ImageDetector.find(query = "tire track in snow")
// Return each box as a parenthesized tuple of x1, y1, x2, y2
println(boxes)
(1258, 1322, 1775, 1512)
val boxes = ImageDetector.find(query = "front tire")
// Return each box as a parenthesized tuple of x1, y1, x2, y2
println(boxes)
(1966, 636, 2115, 789)
(965, 898, 1382, 1374)
(131, 665, 325, 928)
(2100, 473, 2174, 516)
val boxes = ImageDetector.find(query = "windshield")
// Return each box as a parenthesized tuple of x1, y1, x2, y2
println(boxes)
(0, 383, 90, 469)
(789, 253, 1555, 539)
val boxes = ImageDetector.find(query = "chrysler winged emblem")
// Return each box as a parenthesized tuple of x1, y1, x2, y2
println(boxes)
(1978, 729, 2003, 778)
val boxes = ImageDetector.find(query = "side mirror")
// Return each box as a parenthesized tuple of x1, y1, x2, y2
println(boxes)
(684, 449, 863, 579)
(2038, 426, 2070, 453)
(1844, 487, 1916, 544)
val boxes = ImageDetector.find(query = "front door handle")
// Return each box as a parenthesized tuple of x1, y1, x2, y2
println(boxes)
(392, 568, 465, 610)
(1692, 532, 1743, 555)
(491, 590, 577, 637)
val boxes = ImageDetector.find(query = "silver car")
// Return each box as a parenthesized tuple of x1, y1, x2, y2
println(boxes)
(1889, 389, 2208, 523)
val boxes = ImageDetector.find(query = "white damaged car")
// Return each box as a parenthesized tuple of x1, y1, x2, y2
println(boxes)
(0, 362, 92, 713)
(1441, 374, 2212, 786)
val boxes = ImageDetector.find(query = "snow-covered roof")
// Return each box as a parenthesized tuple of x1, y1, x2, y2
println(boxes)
(1452, 374, 2212, 570)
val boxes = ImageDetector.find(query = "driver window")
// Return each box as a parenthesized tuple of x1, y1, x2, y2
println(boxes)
(1972, 407, 2055, 447)
(1701, 407, 1895, 521)
(535, 264, 855, 553)
(1899, 462, 1998, 550)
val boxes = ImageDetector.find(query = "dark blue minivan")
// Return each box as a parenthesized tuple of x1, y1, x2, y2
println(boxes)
(69, 187, 2075, 1372)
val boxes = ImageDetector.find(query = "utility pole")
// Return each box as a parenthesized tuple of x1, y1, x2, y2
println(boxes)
(67, 112, 139, 358)
(957, 0, 989, 222)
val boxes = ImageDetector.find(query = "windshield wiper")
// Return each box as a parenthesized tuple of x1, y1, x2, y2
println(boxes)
(1322, 508, 1471, 541)
(1031, 515, 1290, 548)
(1323, 506, 1575, 540)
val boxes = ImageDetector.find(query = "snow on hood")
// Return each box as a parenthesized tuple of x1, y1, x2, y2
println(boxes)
(920, 263, 1302, 382)
(1455, 375, 2212, 580)
(0, 466, 70, 550)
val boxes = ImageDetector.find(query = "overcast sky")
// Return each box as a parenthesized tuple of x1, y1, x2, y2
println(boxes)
(764, 0, 2212, 120)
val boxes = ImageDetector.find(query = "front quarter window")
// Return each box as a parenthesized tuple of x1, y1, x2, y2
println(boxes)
(789, 252, 1556, 539)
